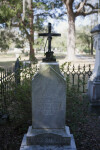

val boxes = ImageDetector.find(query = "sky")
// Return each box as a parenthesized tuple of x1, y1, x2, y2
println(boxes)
(46, 14, 98, 34)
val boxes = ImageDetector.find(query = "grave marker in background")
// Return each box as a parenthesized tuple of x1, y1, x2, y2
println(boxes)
(88, 24, 100, 106)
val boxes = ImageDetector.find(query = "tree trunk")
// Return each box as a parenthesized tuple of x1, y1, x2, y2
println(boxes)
(66, 3, 76, 61)
(67, 15, 76, 61)
(29, 0, 35, 60)
(91, 36, 93, 55)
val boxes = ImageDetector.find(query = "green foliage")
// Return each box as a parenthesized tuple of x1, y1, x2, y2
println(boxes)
(6, 62, 89, 128)
(76, 26, 91, 54)
(0, 4, 15, 23)
(52, 36, 67, 51)
(60, 62, 89, 135)
(34, 37, 44, 50)
(0, 0, 65, 57)
(0, 30, 15, 51)
(0, 67, 4, 71)
(15, 38, 24, 48)
(60, 62, 71, 72)
(0, 0, 21, 25)
(66, 86, 89, 134)
(8, 66, 36, 122)
(9, 79, 32, 122)
(0, 29, 25, 51)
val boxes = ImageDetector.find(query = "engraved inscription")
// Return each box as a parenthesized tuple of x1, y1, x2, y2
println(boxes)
(27, 134, 69, 146)
(37, 98, 64, 116)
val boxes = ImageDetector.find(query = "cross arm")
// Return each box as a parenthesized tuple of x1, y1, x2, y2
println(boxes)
(38, 33, 61, 37)
(51, 33, 61, 37)
(38, 33, 49, 36)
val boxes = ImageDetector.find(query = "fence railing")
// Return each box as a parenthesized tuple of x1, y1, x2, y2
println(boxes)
(60, 63, 92, 93)
(0, 67, 15, 114)
(0, 60, 38, 114)
(0, 60, 93, 114)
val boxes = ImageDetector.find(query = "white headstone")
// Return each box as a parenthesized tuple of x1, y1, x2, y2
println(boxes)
(88, 24, 100, 105)
(90, 25, 100, 79)
(32, 62, 66, 129)
(20, 62, 77, 150)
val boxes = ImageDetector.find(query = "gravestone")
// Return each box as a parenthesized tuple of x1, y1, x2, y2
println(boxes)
(88, 24, 100, 106)
(20, 23, 76, 150)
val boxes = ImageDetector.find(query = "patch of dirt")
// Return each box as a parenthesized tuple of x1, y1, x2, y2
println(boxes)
(0, 121, 31, 150)
(75, 115, 100, 150)
(0, 115, 100, 150)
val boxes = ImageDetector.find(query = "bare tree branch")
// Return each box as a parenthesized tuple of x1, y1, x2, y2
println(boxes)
(34, 12, 53, 17)
(22, 21, 30, 39)
(85, 3, 96, 9)
(11, 21, 30, 40)
(10, 23, 19, 27)
(76, 0, 87, 14)
(76, 10, 98, 17)
(75, 0, 98, 17)
(34, 12, 66, 18)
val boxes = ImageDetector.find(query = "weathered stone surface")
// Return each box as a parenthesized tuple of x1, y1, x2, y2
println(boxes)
(91, 24, 100, 33)
(20, 126, 77, 150)
(26, 126, 71, 146)
(32, 62, 66, 129)
(88, 25, 100, 105)
(20, 62, 77, 150)
(88, 78, 100, 105)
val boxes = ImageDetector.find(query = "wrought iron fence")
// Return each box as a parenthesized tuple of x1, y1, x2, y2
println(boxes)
(0, 60, 93, 114)
(60, 63, 92, 93)
(0, 67, 15, 114)
(0, 60, 37, 114)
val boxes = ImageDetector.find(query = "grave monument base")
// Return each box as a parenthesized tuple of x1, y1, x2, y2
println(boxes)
(20, 126, 76, 150)
(88, 76, 100, 106)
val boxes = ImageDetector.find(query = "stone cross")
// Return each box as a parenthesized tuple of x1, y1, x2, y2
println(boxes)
(39, 23, 61, 62)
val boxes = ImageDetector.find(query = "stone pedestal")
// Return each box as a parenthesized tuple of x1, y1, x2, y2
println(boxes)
(20, 62, 76, 150)
(88, 24, 100, 106)
(20, 126, 76, 150)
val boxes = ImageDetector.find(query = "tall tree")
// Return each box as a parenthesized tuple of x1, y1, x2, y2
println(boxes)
(61, 0, 98, 61)
(34, 0, 99, 60)
(0, 0, 36, 60)
(0, 0, 58, 60)
(0, 0, 99, 61)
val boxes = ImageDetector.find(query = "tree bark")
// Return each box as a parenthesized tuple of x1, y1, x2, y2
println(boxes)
(29, 0, 35, 60)
(91, 36, 93, 55)
(66, 2, 76, 61)
(64, 0, 97, 61)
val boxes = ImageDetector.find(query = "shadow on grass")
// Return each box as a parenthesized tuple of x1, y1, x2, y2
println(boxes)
(56, 55, 66, 59)
(0, 61, 15, 69)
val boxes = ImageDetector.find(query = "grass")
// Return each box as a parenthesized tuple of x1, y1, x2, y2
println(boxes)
(0, 61, 15, 69)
